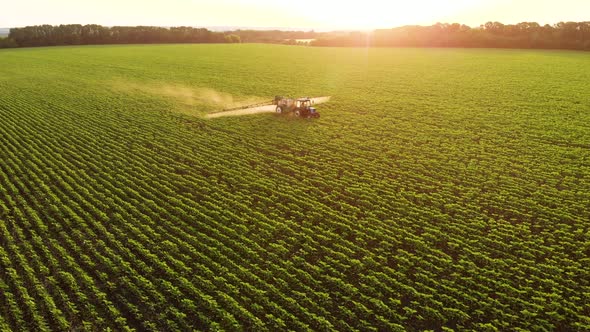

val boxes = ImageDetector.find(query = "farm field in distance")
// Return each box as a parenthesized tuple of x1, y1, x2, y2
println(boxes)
(0, 44, 589, 331)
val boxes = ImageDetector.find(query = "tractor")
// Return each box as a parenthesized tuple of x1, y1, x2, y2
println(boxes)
(273, 96, 320, 118)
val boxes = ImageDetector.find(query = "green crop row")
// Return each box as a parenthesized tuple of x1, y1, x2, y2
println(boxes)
(0, 44, 589, 331)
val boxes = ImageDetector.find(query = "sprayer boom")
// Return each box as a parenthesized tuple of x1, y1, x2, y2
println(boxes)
(219, 100, 274, 112)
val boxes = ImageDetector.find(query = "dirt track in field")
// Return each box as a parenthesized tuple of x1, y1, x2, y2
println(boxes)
(205, 96, 331, 119)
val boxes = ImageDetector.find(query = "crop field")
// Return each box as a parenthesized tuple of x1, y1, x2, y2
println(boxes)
(0, 44, 589, 331)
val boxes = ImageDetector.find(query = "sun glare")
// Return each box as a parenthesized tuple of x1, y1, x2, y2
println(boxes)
(292, 0, 480, 30)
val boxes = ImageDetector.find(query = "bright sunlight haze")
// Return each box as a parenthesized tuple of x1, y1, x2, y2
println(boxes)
(2, 0, 590, 29)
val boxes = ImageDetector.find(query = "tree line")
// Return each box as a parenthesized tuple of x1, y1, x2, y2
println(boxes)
(1, 24, 242, 48)
(2, 22, 590, 51)
(312, 22, 590, 50)
(0, 25, 319, 48)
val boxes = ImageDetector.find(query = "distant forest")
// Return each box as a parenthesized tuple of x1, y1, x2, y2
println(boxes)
(0, 25, 241, 47)
(0, 25, 316, 48)
(1, 22, 590, 51)
(313, 22, 590, 50)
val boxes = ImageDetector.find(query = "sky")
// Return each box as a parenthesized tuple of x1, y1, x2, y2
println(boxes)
(1, 0, 589, 30)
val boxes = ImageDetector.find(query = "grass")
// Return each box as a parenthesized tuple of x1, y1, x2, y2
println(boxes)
(0, 44, 589, 331)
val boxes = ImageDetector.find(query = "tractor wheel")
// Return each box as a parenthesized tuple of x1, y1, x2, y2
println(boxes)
(276, 106, 282, 114)
(295, 110, 301, 117)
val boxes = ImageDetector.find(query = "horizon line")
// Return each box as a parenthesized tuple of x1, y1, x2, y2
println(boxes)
(2, 20, 587, 33)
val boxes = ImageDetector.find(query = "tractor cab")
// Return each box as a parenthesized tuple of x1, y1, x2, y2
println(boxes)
(294, 98, 319, 118)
